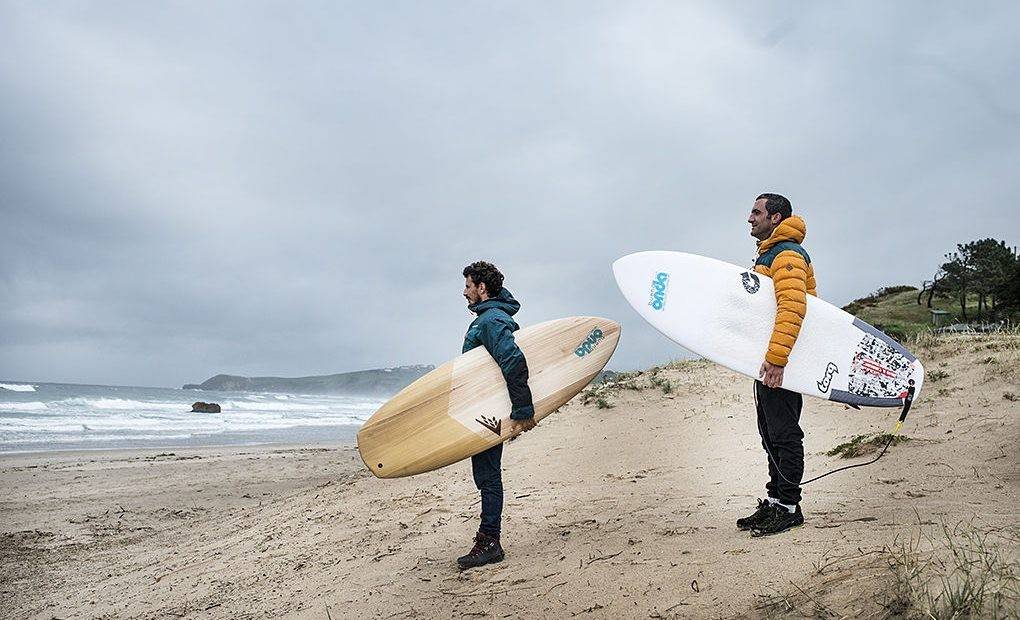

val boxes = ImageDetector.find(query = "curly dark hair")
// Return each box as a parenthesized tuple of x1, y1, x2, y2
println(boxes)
(463, 261, 504, 296)
(756, 193, 793, 220)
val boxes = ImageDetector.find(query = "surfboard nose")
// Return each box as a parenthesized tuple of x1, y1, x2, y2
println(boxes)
(586, 316, 621, 330)
(612, 252, 653, 281)
(576, 316, 622, 349)
(613, 252, 675, 314)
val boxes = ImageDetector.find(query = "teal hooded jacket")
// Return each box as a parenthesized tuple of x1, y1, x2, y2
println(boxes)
(463, 288, 535, 420)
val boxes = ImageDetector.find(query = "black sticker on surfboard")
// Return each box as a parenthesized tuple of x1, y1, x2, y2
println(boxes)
(848, 334, 912, 399)
(816, 362, 838, 393)
(476, 415, 501, 436)
(741, 271, 760, 294)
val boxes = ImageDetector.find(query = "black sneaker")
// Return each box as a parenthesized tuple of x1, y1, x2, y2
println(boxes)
(750, 504, 804, 537)
(737, 499, 778, 531)
(457, 531, 505, 570)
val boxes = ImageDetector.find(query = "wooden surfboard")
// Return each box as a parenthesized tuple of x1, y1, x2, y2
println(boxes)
(357, 316, 620, 478)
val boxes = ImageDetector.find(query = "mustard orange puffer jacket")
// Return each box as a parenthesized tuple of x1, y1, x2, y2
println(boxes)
(753, 215, 817, 367)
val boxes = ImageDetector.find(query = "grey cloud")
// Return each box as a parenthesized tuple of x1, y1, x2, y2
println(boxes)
(2, 2, 1018, 386)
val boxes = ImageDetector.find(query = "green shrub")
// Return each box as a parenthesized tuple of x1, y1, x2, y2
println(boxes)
(927, 369, 950, 382)
(827, 433, 910, 458)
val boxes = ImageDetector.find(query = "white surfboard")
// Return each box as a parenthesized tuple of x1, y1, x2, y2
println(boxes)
(613, 251, 923, 407)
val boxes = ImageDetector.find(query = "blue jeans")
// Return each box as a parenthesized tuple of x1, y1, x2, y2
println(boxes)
(471, 443, 503, 538)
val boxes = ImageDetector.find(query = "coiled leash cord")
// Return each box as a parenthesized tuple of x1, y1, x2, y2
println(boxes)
(754, 382, 915, 487)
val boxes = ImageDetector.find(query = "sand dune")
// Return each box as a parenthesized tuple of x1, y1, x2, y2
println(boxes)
(2, 331, 1017, 619)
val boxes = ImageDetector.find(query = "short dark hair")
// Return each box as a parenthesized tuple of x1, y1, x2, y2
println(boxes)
(756, 193, 792, 221)
(463, 261, 504, 296)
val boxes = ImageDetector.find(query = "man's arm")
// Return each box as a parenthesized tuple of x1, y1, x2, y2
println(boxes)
(760, 250, 809, 388)
(479, 320, 536, 426)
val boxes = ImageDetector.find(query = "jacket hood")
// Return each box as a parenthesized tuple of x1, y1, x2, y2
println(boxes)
(469, 287, 521, 316)
(758, 215, 807, 254)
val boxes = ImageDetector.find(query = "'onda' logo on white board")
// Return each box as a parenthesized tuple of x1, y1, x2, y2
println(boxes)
(648, 272, 670, 310)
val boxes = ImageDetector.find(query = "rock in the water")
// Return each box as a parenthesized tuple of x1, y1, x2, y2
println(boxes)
(191, 401, 221, 413)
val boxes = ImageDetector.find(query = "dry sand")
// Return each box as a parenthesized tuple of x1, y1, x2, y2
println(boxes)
(2, 332, 1017, 619)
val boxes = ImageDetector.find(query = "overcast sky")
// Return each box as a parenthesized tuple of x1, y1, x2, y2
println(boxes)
(2, 2, 1018, 388)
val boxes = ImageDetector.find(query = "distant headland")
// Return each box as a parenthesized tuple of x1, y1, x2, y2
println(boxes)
(182, 365, 433, 396)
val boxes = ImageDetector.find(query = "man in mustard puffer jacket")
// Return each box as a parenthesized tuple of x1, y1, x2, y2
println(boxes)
(736, 193, 816, 536)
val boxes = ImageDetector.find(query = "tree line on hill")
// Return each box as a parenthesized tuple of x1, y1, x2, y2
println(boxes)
(920, 238, 1019, 322)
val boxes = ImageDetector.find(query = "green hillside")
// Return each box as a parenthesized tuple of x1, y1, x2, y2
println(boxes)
(842, 286, 969, 342)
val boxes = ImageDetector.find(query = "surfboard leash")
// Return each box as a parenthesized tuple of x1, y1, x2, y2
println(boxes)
(755, 382, 916, 487)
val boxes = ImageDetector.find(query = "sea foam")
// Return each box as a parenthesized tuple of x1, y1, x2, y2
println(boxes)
(0, 402, 48, 411)
(0, 384, 383, 452)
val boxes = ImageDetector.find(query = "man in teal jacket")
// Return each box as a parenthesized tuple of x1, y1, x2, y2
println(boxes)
(457, 261, 536, 569)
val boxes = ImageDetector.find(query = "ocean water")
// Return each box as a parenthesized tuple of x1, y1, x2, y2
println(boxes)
(0, 381, 384, 453)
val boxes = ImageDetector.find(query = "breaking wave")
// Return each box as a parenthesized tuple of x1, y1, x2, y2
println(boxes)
(0, 386, 384, 452)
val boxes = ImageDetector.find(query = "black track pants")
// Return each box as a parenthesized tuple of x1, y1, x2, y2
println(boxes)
(754, 380, 805, 505)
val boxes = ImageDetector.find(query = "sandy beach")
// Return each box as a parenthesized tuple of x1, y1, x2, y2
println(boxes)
(3, 331, 1017, 619)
